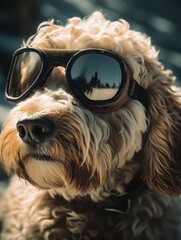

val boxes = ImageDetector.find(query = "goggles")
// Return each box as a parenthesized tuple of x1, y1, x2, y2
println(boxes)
(5, 47, 147, 112)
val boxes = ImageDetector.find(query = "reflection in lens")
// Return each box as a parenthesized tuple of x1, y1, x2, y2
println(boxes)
(8, 51, 43, 97)
(70, 53, 122, 101)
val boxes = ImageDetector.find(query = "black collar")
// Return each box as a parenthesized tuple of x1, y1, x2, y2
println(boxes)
(100, 175, 146, 215)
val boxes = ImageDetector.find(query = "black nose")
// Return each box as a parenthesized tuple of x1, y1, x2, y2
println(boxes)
(17, 117, 55, 144)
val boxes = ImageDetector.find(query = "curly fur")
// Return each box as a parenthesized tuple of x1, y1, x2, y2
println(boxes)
(0, 11, 181, 240)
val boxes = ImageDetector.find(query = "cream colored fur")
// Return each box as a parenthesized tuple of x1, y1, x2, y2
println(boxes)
(0, 11, 180, 240)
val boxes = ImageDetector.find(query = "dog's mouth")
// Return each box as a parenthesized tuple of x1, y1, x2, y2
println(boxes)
(24, 154, 55, 162)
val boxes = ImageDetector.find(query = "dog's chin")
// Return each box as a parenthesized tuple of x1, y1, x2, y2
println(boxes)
(17, 156, 66, 190)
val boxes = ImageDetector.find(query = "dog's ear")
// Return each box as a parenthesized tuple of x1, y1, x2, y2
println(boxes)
(142, 69, 181, 196)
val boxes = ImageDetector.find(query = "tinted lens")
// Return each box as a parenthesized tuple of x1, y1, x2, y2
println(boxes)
(69, 52, 123, 101)
(7, 51, 43, 98)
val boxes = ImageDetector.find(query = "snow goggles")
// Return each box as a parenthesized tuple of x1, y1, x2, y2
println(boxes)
(5, 47, 147, 112)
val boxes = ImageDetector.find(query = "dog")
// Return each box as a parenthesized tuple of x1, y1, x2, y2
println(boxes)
(0, 11, 181, 240)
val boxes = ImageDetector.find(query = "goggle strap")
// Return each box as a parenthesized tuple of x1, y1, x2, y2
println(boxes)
(129, 80, 147, 108)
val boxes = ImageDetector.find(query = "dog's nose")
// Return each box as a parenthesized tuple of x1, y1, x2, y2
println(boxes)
(17, 117, 55, 144)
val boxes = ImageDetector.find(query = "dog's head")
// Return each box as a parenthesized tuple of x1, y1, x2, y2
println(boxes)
(0, 12, 180, 199)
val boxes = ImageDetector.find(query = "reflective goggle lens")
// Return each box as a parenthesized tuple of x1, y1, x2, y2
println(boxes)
(69, 52, 123, 101)
(7, 51, 43, 98)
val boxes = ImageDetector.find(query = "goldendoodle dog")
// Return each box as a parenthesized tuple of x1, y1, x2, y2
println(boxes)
(0, 11, 181, 240)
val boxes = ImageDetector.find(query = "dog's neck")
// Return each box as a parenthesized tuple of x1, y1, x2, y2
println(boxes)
(52, 174, 146, 216)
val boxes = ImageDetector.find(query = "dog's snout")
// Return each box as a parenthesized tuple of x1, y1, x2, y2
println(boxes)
(17, 117, 55, 144)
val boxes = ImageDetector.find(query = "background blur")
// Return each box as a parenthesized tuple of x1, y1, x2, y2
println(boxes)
(0, 0, 181, 182)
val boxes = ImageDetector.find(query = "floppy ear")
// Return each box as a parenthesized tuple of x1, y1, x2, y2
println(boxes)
(142, 69, 181, 196)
